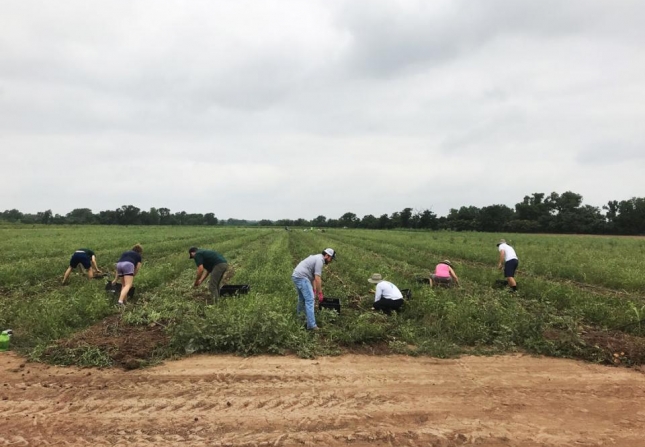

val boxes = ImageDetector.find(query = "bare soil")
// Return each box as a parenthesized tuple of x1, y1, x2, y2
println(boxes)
(1, 353, 645, 446)
(42, 316, 170, 369)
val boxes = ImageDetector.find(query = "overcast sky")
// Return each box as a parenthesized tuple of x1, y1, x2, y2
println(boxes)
(1, 1, 643, 220)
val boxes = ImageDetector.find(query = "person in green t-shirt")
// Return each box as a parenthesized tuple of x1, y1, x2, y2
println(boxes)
(62, 248, 102, 284)
(189, 247, 228, 303)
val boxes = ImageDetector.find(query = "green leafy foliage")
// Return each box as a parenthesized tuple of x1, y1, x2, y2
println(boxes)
(1, 225, 644, 367)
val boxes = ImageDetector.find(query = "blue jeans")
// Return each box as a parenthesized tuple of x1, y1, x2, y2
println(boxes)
(292, 276, 316, 329)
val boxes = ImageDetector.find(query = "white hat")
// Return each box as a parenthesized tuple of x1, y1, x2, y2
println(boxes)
(323, 248, 336, 259)
(368, 273, 383, 284)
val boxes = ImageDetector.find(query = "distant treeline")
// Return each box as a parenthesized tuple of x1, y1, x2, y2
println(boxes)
(2, 191, 645, 235)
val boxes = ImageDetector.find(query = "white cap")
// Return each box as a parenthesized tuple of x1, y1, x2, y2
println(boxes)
(323, 248, 336, 259)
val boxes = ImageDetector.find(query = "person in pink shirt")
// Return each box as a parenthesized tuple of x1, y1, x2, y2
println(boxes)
(430, 260, 459, 287)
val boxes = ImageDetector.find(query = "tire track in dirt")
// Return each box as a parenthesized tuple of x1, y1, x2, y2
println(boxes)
(2, 353, 645, 446)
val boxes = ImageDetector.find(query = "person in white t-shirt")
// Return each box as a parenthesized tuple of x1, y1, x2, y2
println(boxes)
(496, 239, 519, 292)
(368, 273, 404, 315)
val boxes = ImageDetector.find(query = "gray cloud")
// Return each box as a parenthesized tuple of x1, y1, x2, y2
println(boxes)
(1, 0, 644, 220)
(576, 140, 645, 165)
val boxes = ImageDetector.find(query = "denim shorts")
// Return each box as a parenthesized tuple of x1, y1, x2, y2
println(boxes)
(116, 261, 135, 277)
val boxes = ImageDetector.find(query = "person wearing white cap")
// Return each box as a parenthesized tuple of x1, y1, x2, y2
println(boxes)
(496, 239, 519, 292)
(368, 273, 404, 315)
(292, 248, 336, 330)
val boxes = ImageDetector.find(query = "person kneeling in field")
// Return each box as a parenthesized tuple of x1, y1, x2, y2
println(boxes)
(112, 244, 143, 306)
(429, 260, 459, 288)
(62, 248, 102, 284)
(189, 247, 228, 304)
(368, 273, 404, 315)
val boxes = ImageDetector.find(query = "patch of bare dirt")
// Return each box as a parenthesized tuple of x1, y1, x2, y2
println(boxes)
(1, 353, 644, 446)
(43, 315, 169, 369)
(544, 327, 645, 366)
(582, 329, 645, 366)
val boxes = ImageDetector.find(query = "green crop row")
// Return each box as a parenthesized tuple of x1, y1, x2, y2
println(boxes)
(327, 230, 645, 292)
(2, 226, 644, 368)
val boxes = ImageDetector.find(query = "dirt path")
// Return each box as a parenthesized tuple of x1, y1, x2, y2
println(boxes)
(1, 353, 644, 447)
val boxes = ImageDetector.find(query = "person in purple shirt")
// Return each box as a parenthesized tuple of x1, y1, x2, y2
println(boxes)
(111, 244, 143, 306)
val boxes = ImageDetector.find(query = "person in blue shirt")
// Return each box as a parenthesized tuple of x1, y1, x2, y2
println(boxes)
(111, 244, 143, 306)
(62, 248, 102, 284)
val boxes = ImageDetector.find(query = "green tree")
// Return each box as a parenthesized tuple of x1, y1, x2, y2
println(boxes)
(66, 208, 95, 224)
(478, 204, 514, 232)
(98, 210, 118, 225)
(378, 214, 391, 229)
(117, 205, 141, 225)
(204, 213, 218, 226)
(37, 209, 53, 224)
(1, 209, 24, 222)
(400, 207, 413, 228)
(417, 209, 438, 230)
(613, 197, 645, 235)
(158, 208, 171, 225)
(312, 215, 327, 227)
(339, 212, 359, 228)
(446, 206, 480, 231)
(360, 214, 379, 229)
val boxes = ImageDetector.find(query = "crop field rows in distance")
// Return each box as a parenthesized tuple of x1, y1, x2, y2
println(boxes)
(1, 226, 645, 368)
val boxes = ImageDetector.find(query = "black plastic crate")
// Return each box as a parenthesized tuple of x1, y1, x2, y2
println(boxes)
(105, 281, 136, 299)
(400, 289, 412, 300)
(318, 297, 341, 314)
(219, 284, 251, 297)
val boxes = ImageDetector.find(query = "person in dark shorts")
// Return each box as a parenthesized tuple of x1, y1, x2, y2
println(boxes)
(368, 273, 404, 315)
(62, 248, 101, 284)
(189, 247, 229, 303)
(496, 239, 519, 292)
(111, 244, 143, 305)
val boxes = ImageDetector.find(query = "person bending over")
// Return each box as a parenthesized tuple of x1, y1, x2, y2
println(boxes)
(429, 260, 459, 287)
(497, 239, 519, 292)
(368, 273, 404, 315)
(112, 244, 143, 306)
(189, 247, 229, 304)
(292, 248, 336, 330)
(62, 248, 101, 284)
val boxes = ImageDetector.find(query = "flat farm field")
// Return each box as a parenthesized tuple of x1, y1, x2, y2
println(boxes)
(1, 226, 645, 446)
